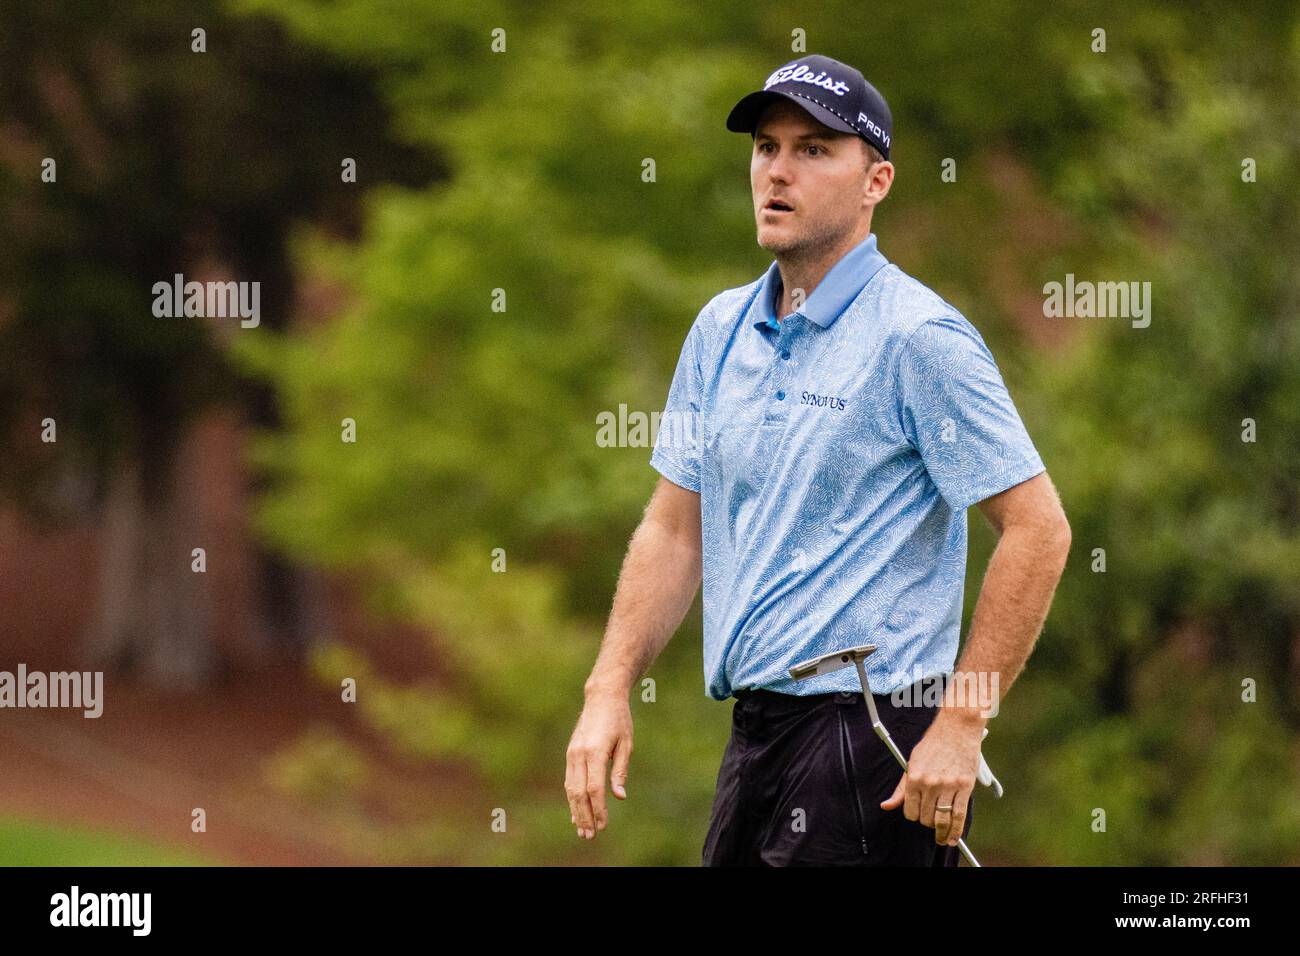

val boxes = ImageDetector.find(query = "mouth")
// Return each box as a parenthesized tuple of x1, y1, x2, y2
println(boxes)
(763, 199, 795, 215)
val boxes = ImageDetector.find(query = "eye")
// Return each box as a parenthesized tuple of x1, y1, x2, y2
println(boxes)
(806, 144, 824, 156)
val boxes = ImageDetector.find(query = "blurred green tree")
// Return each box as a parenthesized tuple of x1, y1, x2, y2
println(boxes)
(0, 1, 441, 682)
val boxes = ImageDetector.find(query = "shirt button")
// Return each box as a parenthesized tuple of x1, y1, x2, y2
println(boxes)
(781, 350, 791, 360)
(776, 390, 785, 401)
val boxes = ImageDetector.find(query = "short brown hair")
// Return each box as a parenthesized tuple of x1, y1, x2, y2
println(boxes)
(861, 139, 884, 169)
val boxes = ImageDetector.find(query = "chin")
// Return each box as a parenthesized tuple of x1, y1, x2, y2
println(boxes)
(757, 229, 801, 254)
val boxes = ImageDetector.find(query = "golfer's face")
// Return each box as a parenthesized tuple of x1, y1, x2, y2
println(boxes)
(751, 100, 864, 255)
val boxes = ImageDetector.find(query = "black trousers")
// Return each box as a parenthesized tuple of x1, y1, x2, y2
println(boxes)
(702, 678, 973, 866)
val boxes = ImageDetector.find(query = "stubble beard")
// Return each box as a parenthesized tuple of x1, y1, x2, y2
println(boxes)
(758, 210, 855, 267)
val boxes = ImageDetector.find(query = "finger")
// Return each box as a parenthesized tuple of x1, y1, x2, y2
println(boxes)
(566, 749, 594, 838)
(609, 733, 632, 801)
(584, 748, 610, 836)
(932, 792, 957, 843)
(902, 772, 922, 822)
(946, 788, 972, 846)
(880, 774, 906, 810)
(565, 750, 586, 836)
(919, 781, 940, 829)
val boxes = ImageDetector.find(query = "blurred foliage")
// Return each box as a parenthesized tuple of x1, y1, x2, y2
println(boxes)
(231, 0, 1300, 864)
(0, 0, 441, 519)
(264, 725, 369, 809)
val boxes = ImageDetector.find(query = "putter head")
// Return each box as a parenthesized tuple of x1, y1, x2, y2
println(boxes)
(789, 644, 878, 682)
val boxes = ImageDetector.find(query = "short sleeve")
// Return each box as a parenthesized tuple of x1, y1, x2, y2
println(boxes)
(649, 313, 706, 493)
(895, 314, 1045, 511)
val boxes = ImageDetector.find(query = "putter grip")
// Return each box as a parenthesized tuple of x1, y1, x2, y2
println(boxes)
(976, 728, 1004, 798)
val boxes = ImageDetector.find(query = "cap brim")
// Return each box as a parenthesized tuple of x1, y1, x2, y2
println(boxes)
(725, 90, 859, 136)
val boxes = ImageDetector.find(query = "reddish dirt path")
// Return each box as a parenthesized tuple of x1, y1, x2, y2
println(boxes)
(0, 501, 467, 866)
(0, 666, 366, 865)
(0, 643, 473, 865)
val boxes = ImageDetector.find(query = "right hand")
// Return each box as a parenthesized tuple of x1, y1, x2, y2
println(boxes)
(565, 691, 633, 840)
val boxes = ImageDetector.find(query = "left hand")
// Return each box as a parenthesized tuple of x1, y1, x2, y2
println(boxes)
(879, 712, 983, 846)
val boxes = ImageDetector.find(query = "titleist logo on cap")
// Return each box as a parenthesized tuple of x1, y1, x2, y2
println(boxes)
(764, 63, 851, 96)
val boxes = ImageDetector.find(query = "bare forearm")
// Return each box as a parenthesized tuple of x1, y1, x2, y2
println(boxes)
(943, 522, 1070, 725)
(585, 518, 702, 700)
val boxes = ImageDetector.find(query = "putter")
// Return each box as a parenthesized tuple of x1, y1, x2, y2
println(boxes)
(789, 644, 1002, 868)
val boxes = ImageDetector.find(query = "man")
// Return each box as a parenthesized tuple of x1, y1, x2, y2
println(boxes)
(565, 54, 1071, 865)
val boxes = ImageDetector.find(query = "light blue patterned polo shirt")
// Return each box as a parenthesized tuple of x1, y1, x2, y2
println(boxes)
(649, 232, 1046, 700)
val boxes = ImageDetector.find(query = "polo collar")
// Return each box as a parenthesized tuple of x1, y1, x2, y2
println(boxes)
(752, 232, 890, 330)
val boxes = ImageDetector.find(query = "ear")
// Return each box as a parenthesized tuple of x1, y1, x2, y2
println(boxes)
(865, 161, 895, 206)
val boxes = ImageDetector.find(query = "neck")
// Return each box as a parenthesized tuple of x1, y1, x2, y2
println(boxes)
(775, 220, 873, 319)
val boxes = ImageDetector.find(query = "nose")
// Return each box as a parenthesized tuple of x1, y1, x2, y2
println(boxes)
(766, 148, 793, 185)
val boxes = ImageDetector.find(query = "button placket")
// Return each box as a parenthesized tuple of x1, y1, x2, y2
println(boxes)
(772, 318, 799, 403)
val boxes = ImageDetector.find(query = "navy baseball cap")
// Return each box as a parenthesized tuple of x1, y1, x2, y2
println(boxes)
(726, 54, 893, 160)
